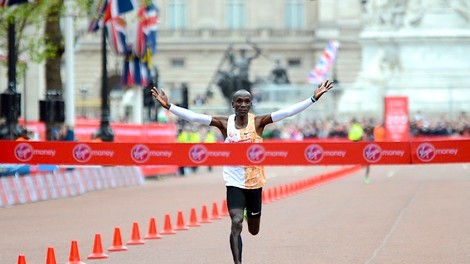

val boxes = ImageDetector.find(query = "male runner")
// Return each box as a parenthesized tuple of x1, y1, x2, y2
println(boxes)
(151, 80, 333, 264)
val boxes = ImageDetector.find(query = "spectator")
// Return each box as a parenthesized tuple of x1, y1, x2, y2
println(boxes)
(373, 123, 386, 142)
(348, 118, 364, 142)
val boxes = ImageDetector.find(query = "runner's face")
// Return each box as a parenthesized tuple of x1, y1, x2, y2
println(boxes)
(232, 95, 252, 116)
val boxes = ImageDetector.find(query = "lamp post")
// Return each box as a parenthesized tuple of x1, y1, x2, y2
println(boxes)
(94, 27, 114, 141)
(0, 21, 22, 140)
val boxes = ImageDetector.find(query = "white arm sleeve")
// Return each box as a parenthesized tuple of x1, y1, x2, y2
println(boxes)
(270, 98, 313, 122)
(168, 104, 212, 125)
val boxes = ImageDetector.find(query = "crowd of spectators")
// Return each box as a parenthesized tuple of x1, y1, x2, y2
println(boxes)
(176, 111, 469, 142)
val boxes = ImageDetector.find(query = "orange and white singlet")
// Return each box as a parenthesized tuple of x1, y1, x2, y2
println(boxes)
(223, 113, 265, 189)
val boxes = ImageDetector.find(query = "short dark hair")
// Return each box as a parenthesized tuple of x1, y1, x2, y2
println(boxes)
(232, 89, 252, 101)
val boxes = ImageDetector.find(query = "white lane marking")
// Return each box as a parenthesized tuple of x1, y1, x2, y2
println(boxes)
(363, 185, 422, 264)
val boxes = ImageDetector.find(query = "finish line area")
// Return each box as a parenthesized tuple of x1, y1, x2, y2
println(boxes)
(1, 164, 469, 264)
(0, 140, 469, 263)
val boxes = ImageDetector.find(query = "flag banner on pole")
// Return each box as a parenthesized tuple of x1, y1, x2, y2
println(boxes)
(133, 1, 158, 58)
(88, 0, 138, 32)
(115, 0, 138, 14)
(144, 2, 158, 55)
(121, 52, 150, 87)
(122, 53, 135, 87)
(307, 40, 340, 85)
(105, 16, 129, 55)
(138, 55, 149, 86)
(87, 0, 108, 32)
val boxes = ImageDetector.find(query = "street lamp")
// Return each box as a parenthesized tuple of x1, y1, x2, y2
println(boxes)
(94, 27, 114, 142)
(0, 21, 22, 140)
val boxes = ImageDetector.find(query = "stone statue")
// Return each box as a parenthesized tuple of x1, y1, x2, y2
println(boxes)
(269, 59, 290, 85)
(365, 0, 407, 28)
(450, 0, 470, 22)
(402, 0, 470, 27)
(227, 44, 261, 92)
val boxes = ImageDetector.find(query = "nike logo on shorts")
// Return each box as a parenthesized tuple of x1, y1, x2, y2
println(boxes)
(251, 211, 261, 216)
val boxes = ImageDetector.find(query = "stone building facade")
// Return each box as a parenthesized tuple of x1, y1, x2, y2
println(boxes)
(5, 0, 467, 123)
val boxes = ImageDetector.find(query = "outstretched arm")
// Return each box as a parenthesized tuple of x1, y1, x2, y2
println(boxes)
(256, 80, 334, 129)
(151, 87, 212, 125)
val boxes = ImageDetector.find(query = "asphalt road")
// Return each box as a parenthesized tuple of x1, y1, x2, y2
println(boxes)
(1, 163, 470, 264)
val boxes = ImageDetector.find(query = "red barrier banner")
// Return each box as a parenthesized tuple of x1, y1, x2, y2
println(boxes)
(411, 140, 470, 164)
(20, 119, 177, 143)
(0, 141, 423, 166)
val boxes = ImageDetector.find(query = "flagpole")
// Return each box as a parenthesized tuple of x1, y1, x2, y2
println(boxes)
(95, 26, 114, 142)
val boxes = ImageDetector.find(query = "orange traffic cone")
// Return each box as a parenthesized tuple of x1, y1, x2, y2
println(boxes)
(160, 213, 177, 234)
(175, 210, 189, 230)
(127, 222, 145, 245)
(66, 240, 85, 264)
(285, 184, 291, 197)
(221, 200, 229, 217)
(211, 202, 223, 220)
(87, 233, 108, 259)
(266, 188, 273, 203)
(278, 185, 284, 199)
(17, 255, 26, 264)
(187, 207, 201, 227)
(144, 217, 162, 239)
(273, 186, 279, 201)
(200, 205, 212, 223)
(46, 247, 57, 264)
(108, 227, 128, 252)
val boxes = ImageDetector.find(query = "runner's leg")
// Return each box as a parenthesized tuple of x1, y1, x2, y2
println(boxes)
(227, 187, 245, 264)
(245, 188, 262, 235)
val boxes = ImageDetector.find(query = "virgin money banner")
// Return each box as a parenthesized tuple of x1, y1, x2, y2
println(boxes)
(384, 96, 410, 142)
(411, 140, 470, 164)
(0, 141, 422, 166)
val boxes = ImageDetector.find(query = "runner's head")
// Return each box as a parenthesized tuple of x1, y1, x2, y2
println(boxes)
(232, 89, 252, 117)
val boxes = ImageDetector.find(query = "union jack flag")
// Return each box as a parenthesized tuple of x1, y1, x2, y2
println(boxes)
(122, 53, 150, 87)
(133, 1, 158, 58)
(114, 0, 138, 14)
(105, 16, 129, 55)
(122, 53, 135, 87)
(88, 0, 138, 33)
(308, 40, 340, 85)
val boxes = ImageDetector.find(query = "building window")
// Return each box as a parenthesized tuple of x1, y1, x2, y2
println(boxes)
(226, 0, 245, 29)
(287, 58, 301, 68)
(285, 0, 304, 29)
(168, 0, 187, 29)
(171, 58, 185, 68)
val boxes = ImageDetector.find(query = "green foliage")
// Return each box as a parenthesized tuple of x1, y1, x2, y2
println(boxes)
(0, 0, 103, 58)
(0, 0, 91, 78)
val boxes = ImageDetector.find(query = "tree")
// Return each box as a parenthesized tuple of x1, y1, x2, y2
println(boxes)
(0, 0, 91, 139)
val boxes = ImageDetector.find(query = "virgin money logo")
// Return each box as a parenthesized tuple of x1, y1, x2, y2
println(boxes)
(247, 145, 265, 164)
(305, 144, 324, 163)
(416, 143, 436, 162)
(131, 144, 150, 163)
(363, 144, 382, 163)
(15, 143, 33, 162)
(73, 144, 92, 163)
(189, 145, 208, 163)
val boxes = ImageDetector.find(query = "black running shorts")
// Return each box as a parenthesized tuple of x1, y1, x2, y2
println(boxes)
(226, 186, 263, 218)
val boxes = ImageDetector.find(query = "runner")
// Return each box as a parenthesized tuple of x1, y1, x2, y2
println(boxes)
(151, 80, 333, 264)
